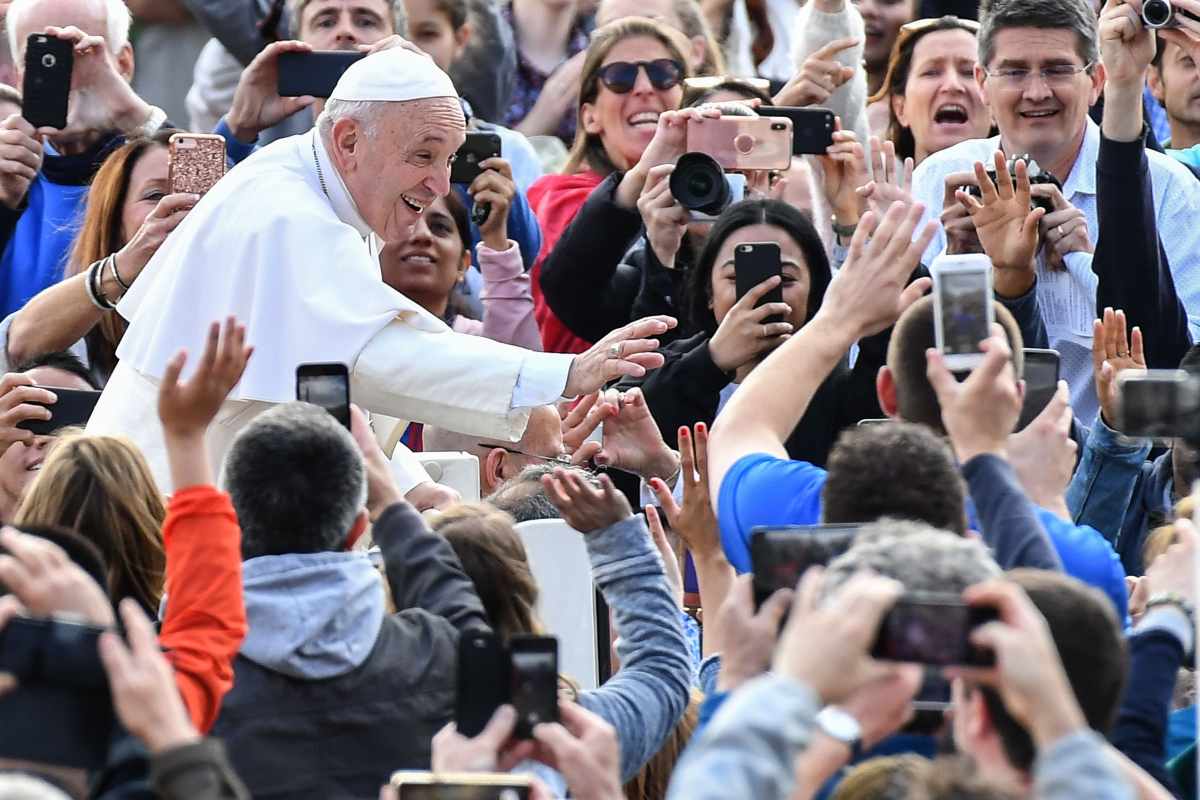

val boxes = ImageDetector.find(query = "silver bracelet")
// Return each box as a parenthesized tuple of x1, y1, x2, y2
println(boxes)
(108, 252, 130, 292)
(85, 259, 114, 310)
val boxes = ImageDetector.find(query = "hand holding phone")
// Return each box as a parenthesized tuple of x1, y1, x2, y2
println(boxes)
(686, 116, 793, 170)
(734, 242, 784, 324)
(871, 592, 998, 666)
(169, 133, 226, 196)
(456, 632, 558, 740)
(750, 526, 859, 609)
(1015, 348, 1061, 430)
(296, 363, 350, 429)
(757, 106, 836, 155)
(15, 386, 101, 435)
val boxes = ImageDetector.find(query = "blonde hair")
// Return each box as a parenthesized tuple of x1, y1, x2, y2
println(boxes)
(15, 432, 166, 611)
(623, 689, 702, 800)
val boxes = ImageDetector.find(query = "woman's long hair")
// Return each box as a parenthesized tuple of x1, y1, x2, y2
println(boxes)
(684, 198, 832, 336)
(564, 18, 692, 177)
(65, 128, 177, 378)
(14, 432, 166, 613)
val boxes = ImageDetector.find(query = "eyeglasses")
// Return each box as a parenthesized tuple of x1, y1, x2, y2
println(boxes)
(982, 62, 1095, 88)
(597, 59, 684, 94)
(478, 444, 573, 466)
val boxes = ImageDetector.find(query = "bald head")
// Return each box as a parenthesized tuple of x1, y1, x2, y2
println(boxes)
(425, 405, 565, 496)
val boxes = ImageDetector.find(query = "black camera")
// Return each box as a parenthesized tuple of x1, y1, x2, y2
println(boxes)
(669, 152, 747, 222)
(1116, 370, 1200, 444)
(965, 154, 1062, 214)
(1144, 0, 1177, 28)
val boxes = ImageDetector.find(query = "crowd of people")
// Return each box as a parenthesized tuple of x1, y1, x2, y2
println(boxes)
(0, 0, 1199, 797)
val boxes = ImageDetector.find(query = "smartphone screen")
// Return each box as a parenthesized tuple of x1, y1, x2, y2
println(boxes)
(871, 594, 998, 666)
(509, 635, 558, 738)
(295, 363, 350, 429)
(932, 256, 993, 371)
(1016, 348, 1060, 430)
(750, 526, 859, 609)
(1116, 370, 1200, 440)
(735, 242, 784, 325)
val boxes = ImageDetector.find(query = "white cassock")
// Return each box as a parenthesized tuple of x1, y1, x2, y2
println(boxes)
(86, 123, 574, 491)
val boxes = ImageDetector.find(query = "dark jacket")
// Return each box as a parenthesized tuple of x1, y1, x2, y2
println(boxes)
(1111, 625, 1187, 798)
(538, 171, 692, 346)
(619, 327, 888, 466)
(209, 502, 488, 799)
(150, 740, 250, 800)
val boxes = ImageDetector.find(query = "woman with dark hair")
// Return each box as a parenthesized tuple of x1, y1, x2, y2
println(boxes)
(869, 16, 991, 164)
(619, 198, 887, 465)
(4, 128, 197, 383)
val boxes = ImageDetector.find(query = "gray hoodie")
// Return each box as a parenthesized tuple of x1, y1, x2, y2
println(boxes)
(239, 551, 384, 680)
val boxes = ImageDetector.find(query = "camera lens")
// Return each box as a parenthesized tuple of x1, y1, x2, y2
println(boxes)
(1143, 0, 1174, 28)
(41, 53, 55, 68)
(670, 152, 730, 216)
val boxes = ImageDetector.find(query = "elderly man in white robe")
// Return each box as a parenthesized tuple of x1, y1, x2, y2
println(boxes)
(86, 39, 674, 497)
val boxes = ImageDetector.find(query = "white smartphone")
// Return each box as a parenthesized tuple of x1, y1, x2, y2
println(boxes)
(931, 253, 994, 372)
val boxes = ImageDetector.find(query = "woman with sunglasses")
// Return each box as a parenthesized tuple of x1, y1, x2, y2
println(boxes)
(870, 16, 992, 164)
(528, 17, 697, 354)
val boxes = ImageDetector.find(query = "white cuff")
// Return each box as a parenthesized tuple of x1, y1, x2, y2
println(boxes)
(513, 352, 575, 408)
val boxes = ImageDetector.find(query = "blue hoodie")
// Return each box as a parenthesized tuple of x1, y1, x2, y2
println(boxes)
(239, 551, 384, 679)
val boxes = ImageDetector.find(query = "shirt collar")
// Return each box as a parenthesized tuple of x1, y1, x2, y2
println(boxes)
(311, 128, 374, 240)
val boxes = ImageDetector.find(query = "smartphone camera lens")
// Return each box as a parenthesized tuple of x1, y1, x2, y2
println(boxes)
(41, 53, 55, 68)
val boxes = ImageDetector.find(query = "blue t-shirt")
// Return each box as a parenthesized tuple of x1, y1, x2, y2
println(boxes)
(718, 452, 1129, 622)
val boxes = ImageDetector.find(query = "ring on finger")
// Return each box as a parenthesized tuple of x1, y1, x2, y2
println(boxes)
(608, 343, 622, 360)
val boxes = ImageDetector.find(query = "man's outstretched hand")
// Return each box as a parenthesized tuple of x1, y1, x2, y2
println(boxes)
(564, 316, 676, 397)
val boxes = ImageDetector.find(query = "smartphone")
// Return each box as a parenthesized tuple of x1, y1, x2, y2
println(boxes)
(451, 132, 502, 185)
(169, 133, 226, 196)
(456, 631, 511, 738)
(1016, 348, 1060, 430)
(757, 106, 836, 155)
(931, 254, 994, 372)
(296, 363, 350, 429)
(509, 635, 559, 738)
(749, 525, 859, 609)
(686, 116, 793, 171)
(1116, 369, 1200, 441)
(0, 616, 114, 769)
(735, 242, 783, 326)
(277, 50, 365, 98)
(390, 771, 533, 800)
(16, 387, 101, 435)
(871, 592, 999, 666)
(22, 34, 73, 129)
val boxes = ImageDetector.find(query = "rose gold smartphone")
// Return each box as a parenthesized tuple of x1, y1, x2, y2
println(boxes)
(168, 133, 227, 196)
(686, 116, 793, 171)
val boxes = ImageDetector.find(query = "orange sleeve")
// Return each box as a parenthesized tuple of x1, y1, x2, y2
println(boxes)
(158, 485, 247, 734)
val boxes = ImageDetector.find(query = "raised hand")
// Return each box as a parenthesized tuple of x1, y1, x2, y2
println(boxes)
(0, 371, 57, 455)
(157, 316, 253, 440)
(649, 423, 722, 561)
(1092, 307, 1146, 427)
(348, 404, 404, 518)
(775, 37, 860, 107)
(470, 157, 516, 251)
(941, 171, 985, 256)
(858, 137, 915, 220)
(1099, 0, 1158, 88)
(955, 151, 1044, 297)
(541, 469, 632, 533)
(644, 506, 685, 608)
(117, 192, 199, 282)
(99, 599, 199, 753)
(559, 392, 615, 462)
(226, 41, 317, 144)
(563, 315, 676, 397)
(1006, 382, 1077, 517)
(707, 276, 794, 372)
(818, 123, 869, 229)
(588, 388, 679, 482)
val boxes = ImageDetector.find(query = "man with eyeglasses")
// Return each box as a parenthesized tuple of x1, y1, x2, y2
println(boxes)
(910, 0, 1200, 424)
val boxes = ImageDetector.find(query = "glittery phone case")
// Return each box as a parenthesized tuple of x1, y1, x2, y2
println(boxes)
(168, 133, 227, 196)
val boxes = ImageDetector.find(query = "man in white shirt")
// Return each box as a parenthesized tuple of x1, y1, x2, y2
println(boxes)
(88, 40, 673, 490)
(909, 0, 1200, 422)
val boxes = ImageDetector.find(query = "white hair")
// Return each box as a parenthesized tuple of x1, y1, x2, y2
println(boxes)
(7, 0, 131, 61)
(316, 98, 391, 141)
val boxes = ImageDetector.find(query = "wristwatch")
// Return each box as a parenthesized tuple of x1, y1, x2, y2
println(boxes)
(817, 706, 863, 759)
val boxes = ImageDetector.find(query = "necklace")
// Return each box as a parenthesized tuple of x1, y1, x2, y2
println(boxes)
(312, 137, 329, 198)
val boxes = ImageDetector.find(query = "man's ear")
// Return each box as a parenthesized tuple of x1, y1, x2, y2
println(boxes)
(117, 43, 135, 83)
(483, 447, 506, 493)
(454, 22, 472, 61)
(344, 509, 369, 550)
(1089, 60, 1107, 108)
(1148, 64, 1166, 104)
(877, 366, 900, 418)
(330, 117, 362, 172)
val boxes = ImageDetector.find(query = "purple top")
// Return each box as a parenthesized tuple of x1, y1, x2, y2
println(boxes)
(500, 3, 590, 144)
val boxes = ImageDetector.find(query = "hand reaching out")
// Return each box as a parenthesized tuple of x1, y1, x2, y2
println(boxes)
(348, 404, 404, 518)
(955, 151, 1044, 297)
(774, 37, 859, 107)
(644, 506, 685, 608)
(589, 388, 679, 481)
(1092, 307, 1146, 427)
(564, 315, 676, 397)
(818, 122, 869, 227)
(649, 423, 723, 562)
(157, 316, 253, 440)
(857, 137, 914, 220)
(542, 469, 633, 533)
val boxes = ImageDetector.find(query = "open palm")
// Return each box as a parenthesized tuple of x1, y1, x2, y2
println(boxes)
(956, 151, 1043, 296)
(157, 316, 253, 438)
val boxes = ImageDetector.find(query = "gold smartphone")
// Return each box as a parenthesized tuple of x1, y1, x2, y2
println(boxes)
(168, 132, 227, 196)
(389, 771, 532, 799)
(686, 116, 793, 171)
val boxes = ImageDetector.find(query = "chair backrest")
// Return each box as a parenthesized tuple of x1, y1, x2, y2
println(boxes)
(414, 451, 481, 503)
(513, 518, 599, 689)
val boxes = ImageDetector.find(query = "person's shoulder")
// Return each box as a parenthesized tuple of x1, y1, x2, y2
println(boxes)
(914, 136, 998, 176)
(1147, 145, 1200, 190)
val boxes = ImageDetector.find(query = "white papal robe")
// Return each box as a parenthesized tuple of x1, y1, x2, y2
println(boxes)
(86, 129, 573, 489)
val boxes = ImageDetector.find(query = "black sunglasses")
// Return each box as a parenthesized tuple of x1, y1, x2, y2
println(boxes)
(597, 59, 684, 94)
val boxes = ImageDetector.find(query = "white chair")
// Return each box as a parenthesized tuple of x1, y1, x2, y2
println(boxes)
(513, 518, 600, 689)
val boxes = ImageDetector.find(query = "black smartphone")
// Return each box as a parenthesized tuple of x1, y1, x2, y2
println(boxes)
(509, 635, 559, 738)
(871, 593, 999, 666)
(757, 106, 836, 155)
(749, 525, 859, 609)
(735, 242, 784, 325)
(296, 362, 350, 429)
(277, 50, 365, 98)
(16, 387, 101, 435)
(22, 34, 73, 129)
(451, 132, 502, 185)
(1116, 369, 1200, 441)
(1016, 348, 1060, 430)
(912, 669, 952, 712)
(0, 616, 114, 769)
(456, 631, 511, 738)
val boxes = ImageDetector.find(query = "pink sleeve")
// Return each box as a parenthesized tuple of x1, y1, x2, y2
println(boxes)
(472, 241, 544, 351)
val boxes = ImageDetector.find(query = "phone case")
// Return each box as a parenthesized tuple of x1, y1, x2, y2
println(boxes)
(455, 631, 511, 738)
(750, 526, 859, 608)
(686, 117, 793, 171)
(734, 242, 783, 325)
(22, 34, 73, 129)
(16, 388, 101, 435)
(451, 133, 502, 185)
(277, 50, 365, 98)
(758, 106, 836, 155)
(1016, 348, 1061, 430)
(930, 255, 994, 371)
(871, 593, 999, 666)
(295, 362, 351, 429)
(169, 133, 227, 196)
